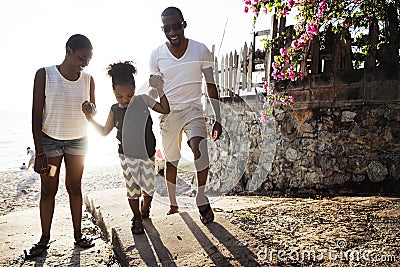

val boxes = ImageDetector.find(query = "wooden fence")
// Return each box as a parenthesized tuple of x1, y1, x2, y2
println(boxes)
(211, 3, 399, 97)
(211, 29, 271, 98)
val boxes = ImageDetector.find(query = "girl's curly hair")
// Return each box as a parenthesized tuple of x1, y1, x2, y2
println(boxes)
(106, 61, 137, 88)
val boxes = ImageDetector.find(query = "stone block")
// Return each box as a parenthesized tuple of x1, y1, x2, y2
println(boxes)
(310, 87, 335, 103)
(335, 85, 364, 102)
(365, 81, 400, 102)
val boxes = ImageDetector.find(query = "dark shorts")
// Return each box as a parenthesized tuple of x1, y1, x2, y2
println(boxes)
(42, 132, 88, 158)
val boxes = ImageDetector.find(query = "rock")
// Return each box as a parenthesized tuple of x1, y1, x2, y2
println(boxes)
(285, 148, 298, 162)
(367, 161, 388, 182)
(341, 111, 357, 122)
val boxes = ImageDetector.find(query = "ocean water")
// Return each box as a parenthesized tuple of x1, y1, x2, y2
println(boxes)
(0, 110, 193, 171)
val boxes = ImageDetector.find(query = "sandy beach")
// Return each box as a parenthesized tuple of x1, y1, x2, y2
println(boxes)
(0, 165, 126, 217)
(0, 162, 200, 217)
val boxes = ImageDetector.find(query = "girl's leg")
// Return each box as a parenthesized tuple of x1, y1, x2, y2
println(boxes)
(129, 198, 144, 234)
(128, 198, 141, 218)
(64, 153, 85, 239)
(141, 195, 153, 213)
(141, 158, 155, 218)
(39, 155, 63, 243)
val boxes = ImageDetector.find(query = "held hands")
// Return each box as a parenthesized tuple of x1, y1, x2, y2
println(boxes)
(149, 74, 164, 90)
(149, 74, 164, 99)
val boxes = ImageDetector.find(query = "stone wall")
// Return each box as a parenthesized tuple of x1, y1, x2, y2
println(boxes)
(205, 65, 400, 195)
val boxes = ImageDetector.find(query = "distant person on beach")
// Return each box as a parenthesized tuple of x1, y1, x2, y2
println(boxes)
(149, 6, 222, 224)
(82, 61, 169, 234)
(28, 34, 96, 259)
(20, 163, 27, 170)
(26, 147, 35, 169)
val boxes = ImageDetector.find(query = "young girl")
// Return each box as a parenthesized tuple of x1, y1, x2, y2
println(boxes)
(83, 61, 169, 234)
(27, 34, 96, 259)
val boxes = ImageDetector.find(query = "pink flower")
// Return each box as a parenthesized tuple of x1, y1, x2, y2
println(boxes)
(244, 6, 249, 13)
(292, 40, 299, 50)
(289, 96, 295, 103)
(306, 23, 318, 36)
(259, 114, 267, 124)
(281, 8, 289, 16)
(272, 61, 279, 70)
(263, 81, 269, 91)
(278, 69, 286, 79)
(244, 0, 251, 4)
(280, 48, 287, 56)
(288, 68, 296, 81)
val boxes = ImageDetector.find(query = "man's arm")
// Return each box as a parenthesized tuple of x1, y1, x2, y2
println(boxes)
(203, 67, 222, 141)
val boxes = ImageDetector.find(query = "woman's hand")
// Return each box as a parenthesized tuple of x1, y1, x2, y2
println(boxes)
(34, 153, 48, 175)
(82, 101, 96, 115)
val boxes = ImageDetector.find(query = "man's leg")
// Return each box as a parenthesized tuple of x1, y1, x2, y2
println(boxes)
(190, 136, 214, 223)
(27, 157, 35, 169)
(165, 161, 179, 214)
(188, 137, 210, 207)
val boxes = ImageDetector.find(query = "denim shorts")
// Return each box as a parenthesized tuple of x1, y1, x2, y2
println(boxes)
(42, 132, 88, 157)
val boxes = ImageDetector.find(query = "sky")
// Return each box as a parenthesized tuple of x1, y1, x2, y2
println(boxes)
(0, 0, 273, 167)
(0, 0, 271, 117)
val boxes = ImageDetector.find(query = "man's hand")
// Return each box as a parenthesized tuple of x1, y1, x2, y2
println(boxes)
(149, 74, 164, 90)
(211, 120, 222, 141)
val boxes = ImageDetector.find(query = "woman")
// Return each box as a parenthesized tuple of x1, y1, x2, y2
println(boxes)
(26, 34, 95, 259)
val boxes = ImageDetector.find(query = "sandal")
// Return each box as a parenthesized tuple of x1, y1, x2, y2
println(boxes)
(24, 243, 49, 260)
(74, 232, 94, 248)
(166, 205, 179, 215)
(141, 200, 150, 219)
(131, 216, 144, 234)
(199, 197, 214, 224)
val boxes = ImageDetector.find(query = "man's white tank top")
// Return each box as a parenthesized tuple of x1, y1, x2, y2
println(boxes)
(42, 65, 91, 140)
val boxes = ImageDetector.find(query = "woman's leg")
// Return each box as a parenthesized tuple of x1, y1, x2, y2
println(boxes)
(64, 153, 85, 239)
(39, 155, 63, 243)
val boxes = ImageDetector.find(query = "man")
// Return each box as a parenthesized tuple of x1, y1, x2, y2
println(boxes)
(149, 6, 222, 224)
(27, 147, 35, 170)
